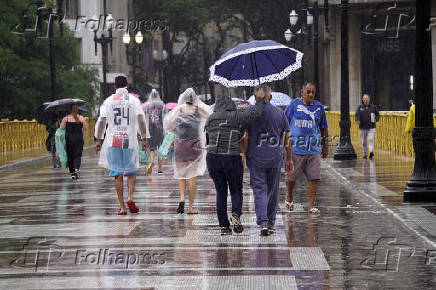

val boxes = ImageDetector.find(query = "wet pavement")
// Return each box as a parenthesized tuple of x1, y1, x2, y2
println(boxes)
(0, 148, 435, 289)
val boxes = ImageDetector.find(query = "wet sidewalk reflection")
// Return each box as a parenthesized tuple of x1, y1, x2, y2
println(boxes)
(0, 148, 435, 289)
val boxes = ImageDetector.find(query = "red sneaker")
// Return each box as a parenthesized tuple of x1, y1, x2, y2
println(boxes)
(126, 200, 139, 213)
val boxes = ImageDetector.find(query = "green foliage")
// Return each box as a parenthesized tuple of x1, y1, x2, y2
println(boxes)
(0, 0, 98, 119)
(134, 0, 303, 101)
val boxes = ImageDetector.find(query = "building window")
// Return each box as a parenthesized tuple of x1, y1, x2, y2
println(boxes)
(65, 0, 79, 18)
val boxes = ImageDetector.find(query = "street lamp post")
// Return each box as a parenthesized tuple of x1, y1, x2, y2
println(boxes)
(123, 31, 143, 92)
(93, 0, 113, 101)
(333, 0, 356, 160)
(284, 9, 312, 96)
(285, 1, 330, 93)
(152, 49, 168, 100)
(312, 1, 319, 90)
(403, 0, 436, 201)
(35, 1, 64, 101)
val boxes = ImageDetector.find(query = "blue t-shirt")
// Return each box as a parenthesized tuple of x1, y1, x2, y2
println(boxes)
(244, 101, 290, 168)
(284, 98, 328, 155)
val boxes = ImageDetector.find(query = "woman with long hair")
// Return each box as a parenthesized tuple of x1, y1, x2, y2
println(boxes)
(163, 88, 212, 214)
(60, 104, 87, 179)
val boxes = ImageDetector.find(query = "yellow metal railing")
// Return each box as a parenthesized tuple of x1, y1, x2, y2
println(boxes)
(326, 111, 436, 157)
(0, 118, 95, 153)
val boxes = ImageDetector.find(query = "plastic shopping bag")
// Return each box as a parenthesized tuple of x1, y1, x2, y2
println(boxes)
(55, 128, 67, 168)
(138, 140, 150, 164)
(158, 132, 175, 159)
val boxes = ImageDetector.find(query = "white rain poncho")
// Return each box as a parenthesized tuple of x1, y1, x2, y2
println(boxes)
(95, 88, 145, 172)
(163, 88, 212, 179)
(142, 89, 167, 150)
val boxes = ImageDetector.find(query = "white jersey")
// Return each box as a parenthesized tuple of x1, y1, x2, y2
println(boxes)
(97, 88, 144, 171)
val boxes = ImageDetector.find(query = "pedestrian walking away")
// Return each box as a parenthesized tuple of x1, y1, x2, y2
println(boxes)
(355, 94, 379, 159)
(163, 88, 212, 215)
(205, 94, 264, 235)
(142, 89, 167, 174)
(60, 105, 87, 179)
(46, 111, 62, 168)
(95, 76, 148, 215)
(284, 82, 328, 215)
(242, 84, 293, 236)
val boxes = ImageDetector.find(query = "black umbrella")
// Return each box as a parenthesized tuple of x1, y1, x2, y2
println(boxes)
(34, 102, 56, 126)
(44, 98, 86, 112)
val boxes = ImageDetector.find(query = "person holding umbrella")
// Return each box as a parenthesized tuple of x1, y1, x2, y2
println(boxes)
(142, 89, 167, 174)
(46, 111, 63, 168)
(59, 103, 88, 179)
(205, 93, 264, 235)
(35, 102, 62, 168)
(242, 84, 293, 236)
(208, 39, 302, 236)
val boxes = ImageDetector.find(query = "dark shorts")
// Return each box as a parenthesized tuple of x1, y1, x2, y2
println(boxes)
(147, 131, 164, 151)
(287, 154, 321, 181)
(174, 139, 202, 162)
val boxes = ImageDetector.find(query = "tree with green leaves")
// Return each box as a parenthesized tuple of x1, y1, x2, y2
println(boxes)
(133, 0, 305, 102)
(0, 0, 99, 120)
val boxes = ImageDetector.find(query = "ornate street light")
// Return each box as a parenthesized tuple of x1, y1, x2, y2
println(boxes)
(289, 10, 298, 26)
(284, 8, 312, 96)
(135, 31, 143, 44)
(285, 1, 330, 97)
(153, 49, 168, 100)
(124, 30, 143, 91)
(93, 1, 113, 101)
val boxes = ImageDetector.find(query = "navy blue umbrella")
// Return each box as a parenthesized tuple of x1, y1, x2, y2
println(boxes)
(78, 104, 89, 112)
(209, 40, 303, 87)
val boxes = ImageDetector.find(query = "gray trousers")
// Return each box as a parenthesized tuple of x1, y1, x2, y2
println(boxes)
(359, 128, 376, 155)
(248, 164, 281, 226)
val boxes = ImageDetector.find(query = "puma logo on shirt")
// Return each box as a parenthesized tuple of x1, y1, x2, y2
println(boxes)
(296, 105, 320, 121)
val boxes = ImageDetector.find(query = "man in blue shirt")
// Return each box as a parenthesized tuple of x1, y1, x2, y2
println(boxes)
(284, 82, 328, 215)
(242, 84, 294, 236)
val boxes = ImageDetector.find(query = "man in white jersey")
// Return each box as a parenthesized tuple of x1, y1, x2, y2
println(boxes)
(95, 76, 147, 215)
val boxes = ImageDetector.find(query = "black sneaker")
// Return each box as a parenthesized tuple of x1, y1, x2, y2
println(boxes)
(369, 152, 374, 159)
(230, 213, 244, 233)
(260, 222, 270, 236)
(220, 227, 232, 235)
(158, 170, 163, 174)
(71, 173, 77, 180)
(177, 201, 185, 214)
(363, 155, 367, 159)
(268, 224, 276, 234)
(75, 169, 80, 179)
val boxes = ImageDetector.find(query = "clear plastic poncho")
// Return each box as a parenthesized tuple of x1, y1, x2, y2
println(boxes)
(142, 89, 167, 150)
(95, 88, 145, 172)
(163, 88, 212, 179)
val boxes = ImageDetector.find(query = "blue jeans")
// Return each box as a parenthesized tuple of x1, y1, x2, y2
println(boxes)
(206, 153, 243, 227)
(248, 164, 281, 226)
